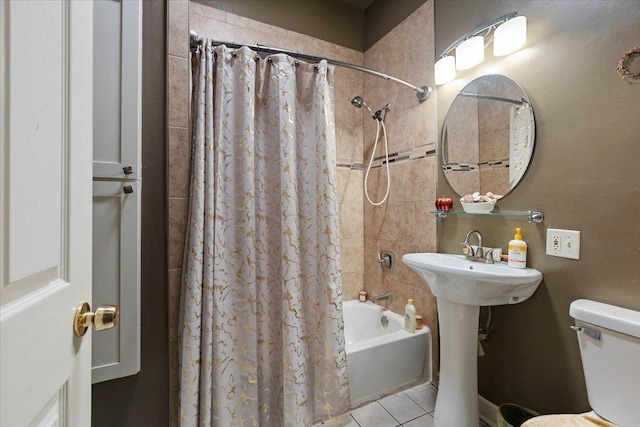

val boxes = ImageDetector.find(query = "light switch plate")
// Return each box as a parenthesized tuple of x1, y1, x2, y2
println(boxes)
(546, 228, 580, 260)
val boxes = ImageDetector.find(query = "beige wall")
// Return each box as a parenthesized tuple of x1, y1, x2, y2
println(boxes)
(435, 0, 640, 414)
(362, 1, 438, 380)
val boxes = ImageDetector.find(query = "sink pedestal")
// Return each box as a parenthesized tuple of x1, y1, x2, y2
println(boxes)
(435, 298, 480, 427)
(401, 253, 543, 427)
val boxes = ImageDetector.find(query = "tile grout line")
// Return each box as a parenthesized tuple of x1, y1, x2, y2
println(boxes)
(376, 401, 402, 426)
(396, 391, 431, 426)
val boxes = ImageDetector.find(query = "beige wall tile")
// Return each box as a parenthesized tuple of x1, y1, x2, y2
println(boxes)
(337, 168, 363, 206)
(191, 8, 362, 64)
(168, 55, 189, 128)
(339, 202, 363, 239)
(168, 126, 191, 198)
(363, 237, 383, 279)
(341, 270, 364, 302)
(335, 68, 364, 163)
(387, 157, 433, 203)
(384, 108, 415, 154)
(415, 201, 437, 248)
(168, 0, 189, 58)
(190, 1, 226, 21)
(364, 1, 433, 114)
(340, 238, 364, 274)
(363, 199, 384, 240)
(414, 99, 436, 146)
(192, 16, 269, 46)
(168, 197, 189, 270)
(379, 202, 415, 243)
(362, 1, 437, 382)
(362, 109, 378, 159)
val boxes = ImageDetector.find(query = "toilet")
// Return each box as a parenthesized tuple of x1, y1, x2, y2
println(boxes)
(524, 299, 640, 427)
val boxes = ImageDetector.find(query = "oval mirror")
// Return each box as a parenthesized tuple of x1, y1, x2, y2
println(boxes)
(441, 74, 535, 197)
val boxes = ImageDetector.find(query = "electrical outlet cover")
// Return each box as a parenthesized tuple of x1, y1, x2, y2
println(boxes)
(546, 228, 580, 260)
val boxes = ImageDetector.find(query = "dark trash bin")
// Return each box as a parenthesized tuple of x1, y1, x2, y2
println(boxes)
(497, 403, 540, 427)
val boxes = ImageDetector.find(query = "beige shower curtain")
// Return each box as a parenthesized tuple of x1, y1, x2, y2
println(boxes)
(179, 43, 350, 426)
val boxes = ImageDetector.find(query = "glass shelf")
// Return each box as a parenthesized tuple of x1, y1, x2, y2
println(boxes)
(434, 210, 544, 223)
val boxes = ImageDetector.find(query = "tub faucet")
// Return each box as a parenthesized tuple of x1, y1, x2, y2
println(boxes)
(373, 291, 392, 305)
(461, 229, 494, 264)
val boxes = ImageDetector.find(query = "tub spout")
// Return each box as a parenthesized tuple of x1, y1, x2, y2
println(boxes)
(373, 291, 393, 305)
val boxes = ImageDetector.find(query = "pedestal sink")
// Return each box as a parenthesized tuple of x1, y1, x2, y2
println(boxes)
(402, 253, 543, 427)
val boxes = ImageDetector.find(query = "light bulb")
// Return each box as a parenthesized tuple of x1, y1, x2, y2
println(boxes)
(455, 36, 484, 70)
(494, 16, 527, 56)
(435, 56, 456, 85)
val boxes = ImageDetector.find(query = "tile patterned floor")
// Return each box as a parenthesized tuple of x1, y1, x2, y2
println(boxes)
(315, 382, 492, 427)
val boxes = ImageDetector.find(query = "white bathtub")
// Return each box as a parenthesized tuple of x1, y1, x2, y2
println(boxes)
(343, 300, 432, 407)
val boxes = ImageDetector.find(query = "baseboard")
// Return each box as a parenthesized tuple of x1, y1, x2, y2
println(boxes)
(478, 394, 498, 427)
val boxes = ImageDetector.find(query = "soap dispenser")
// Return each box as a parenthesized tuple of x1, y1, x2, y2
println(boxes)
(508, 227, 527, 269)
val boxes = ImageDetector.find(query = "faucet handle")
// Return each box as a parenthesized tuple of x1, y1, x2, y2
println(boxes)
(485, 250, 495, 264)
(460, 242, 474, 257)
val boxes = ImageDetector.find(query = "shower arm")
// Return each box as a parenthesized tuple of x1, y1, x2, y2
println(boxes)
(189, 32, 433, 102)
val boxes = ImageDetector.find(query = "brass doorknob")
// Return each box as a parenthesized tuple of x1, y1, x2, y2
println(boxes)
(74, 302, 120, 337)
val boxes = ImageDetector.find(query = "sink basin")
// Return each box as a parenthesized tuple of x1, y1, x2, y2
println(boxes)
(402, 252, 543, 426)
(402, 253, 542, 306)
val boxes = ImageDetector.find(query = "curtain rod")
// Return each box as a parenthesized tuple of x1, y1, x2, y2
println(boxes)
(458, 92, 526, 105)
(189, 31, 433, 102)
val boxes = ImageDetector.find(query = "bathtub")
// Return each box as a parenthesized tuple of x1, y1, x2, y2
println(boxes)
(343, 300, 432, 407)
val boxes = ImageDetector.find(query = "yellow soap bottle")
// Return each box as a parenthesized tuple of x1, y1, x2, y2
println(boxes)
(404, 299, 416, 333)
(508, 227, 527, 269)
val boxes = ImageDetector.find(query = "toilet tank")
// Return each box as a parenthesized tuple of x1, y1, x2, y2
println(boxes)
(570, 299, 640, 427)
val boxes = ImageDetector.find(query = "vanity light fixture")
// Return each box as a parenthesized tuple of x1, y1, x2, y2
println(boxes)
(494, 15, 527, 56)
(434, 11, 527, 85)
(455, 36, 485, 70)
(434, 55, 456, 85)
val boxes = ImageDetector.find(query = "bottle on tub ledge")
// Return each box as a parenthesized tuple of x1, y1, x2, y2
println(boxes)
(508, 227, 528, 269)
(404, 299, 416, 333)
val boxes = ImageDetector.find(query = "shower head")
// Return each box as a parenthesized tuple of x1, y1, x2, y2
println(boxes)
(351, 95, 374, 115)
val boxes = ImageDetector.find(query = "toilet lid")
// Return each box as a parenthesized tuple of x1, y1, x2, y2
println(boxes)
(522, 414, 617, 427)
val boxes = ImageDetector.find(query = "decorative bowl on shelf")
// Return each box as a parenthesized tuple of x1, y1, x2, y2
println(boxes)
(461, 200, 496, 213)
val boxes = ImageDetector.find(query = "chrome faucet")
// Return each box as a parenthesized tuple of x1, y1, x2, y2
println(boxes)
(461, 229, 494, 264)
(373, 291, 392, 305)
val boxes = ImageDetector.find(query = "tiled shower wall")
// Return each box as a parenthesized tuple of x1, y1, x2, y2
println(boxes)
(166, 2, 438, 424)
(362, 1, 439, 379)
(166, 1, 190, 425)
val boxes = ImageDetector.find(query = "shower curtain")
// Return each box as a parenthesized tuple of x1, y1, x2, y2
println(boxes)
(179, 43, 350, 427)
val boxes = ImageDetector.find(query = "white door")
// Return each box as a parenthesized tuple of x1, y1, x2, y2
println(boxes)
(1, 1, 94, 426)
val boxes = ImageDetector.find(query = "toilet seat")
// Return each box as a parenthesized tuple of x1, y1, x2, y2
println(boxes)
(521, 413, 617, 427)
